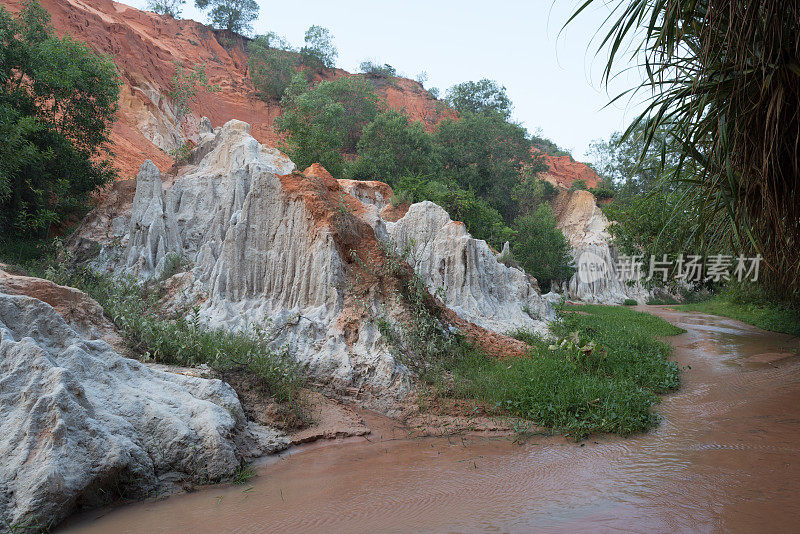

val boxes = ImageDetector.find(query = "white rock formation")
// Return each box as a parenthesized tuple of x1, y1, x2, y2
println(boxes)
(555, 190, 649, 304)
(0, 291, 287, 531)
(386, 201, 550, 334)
(83, 120, 405, 398)
(74, 118, 552, 402)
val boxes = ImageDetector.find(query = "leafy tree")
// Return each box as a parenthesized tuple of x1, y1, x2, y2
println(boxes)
(530, 131, 571, 157)
(396, 175, 514, 250)
(358, 61, 396, 77)
(300, 25, 337, 70)
(569, 179, 588, 191)
(275, 73, 381, 176)
(146, 0, 185, 17)
(166, 61, 218, 169)
(512, 169, 556, 217)
(248, 35, 297, 100)
(512, 205, 575, 291)
(347, 110, 434, 186)
(0, 1, 120, 238)
(445, 79, 512, 119)
(255, 30, 294, 51)
(586, 123, 673, 204)
(194, 0, 258, 35)
(434, 111, 532, 222)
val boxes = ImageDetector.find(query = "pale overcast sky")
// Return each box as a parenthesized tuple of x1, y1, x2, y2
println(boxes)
(123, 0, 644, 160)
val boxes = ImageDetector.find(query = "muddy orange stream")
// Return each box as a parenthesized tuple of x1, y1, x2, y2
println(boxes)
(61, 308, 800, 533)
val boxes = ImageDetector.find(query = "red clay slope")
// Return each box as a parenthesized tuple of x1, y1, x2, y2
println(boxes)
(540, 153, 599, 189)
(3, 0, 450, 179)
(5, 0, 594, 186)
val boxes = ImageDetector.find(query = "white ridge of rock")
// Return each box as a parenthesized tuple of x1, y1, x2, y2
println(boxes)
(0, 290, 287, 531)
(86, 119, 405, 399)
(385, 201, 550, 334)
(555, 190, 649, 304)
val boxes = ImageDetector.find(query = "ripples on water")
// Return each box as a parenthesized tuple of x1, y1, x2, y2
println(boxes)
(62, 309, 800, 533)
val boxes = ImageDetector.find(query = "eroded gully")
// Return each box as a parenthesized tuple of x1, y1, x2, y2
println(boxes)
(61, 307, 800, 533)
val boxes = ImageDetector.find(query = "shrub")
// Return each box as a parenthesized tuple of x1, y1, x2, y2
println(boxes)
(445, 79, 512, 119)
(530, 133, 572, 157)
(146, 0, 185, 17)
(194, 0, 259, 35)
(0, 1, 120, 238)
(346, 110, 434, 186)
(412, 304, 683, 438)
(511, 205, 575, 292)
(300, 25, 337, 70)
(434, 111, 533, 222)
(512, 170, 556, 218)
(589, 186, 615, 200)
(570, 179, 588, 191)
(359, 60, 396, 77)
(396, 175, 514, 250)
(248, 35, 297, 100)
(623, 299, 638, 306)
(275, 73, 381, 176)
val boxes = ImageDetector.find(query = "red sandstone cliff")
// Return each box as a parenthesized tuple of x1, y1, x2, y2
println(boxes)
(3, 0, 595, 188)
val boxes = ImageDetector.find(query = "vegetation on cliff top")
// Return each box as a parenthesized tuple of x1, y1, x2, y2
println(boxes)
(0, 0, 120, 239)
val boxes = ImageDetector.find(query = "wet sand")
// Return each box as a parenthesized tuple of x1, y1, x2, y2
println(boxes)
(61, 308, 800, 533)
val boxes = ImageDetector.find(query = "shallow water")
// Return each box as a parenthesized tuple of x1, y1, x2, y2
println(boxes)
(62, 308, 800, 533)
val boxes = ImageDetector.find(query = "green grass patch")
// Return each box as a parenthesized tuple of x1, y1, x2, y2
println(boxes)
(677, 298, 800, 336)
(371, 242, 684, 438)
(425, 305, 683, 438)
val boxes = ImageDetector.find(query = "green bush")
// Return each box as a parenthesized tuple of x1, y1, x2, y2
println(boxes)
(396, 175, 514, 250)
(512, 171, 556, 218)
(419, 305, 683, 437)
(275, 73, 381, 175)
(570, 179, 589, 191)
(359, 60, 396, 77)
(530, 133, 571, 157)
(146, 0, 185, 17)
(623, 299, 638, 306)
(194, 0, 259, 35)
(511, 205, 575, 292)
(434, 111, 533, 222)
(589, 186, 615, 199)
(0, 1, 120, 238)
(346, 110, 434, 186)
(300, 25, 337, 70)
(444, 79, 512, 119)
(248, 35, 298, 100)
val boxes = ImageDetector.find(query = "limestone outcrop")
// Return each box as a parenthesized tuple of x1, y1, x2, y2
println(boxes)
(386, 202, 550, 334)
(554, 190, 648, 304)
(0, 288, 287, 531)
